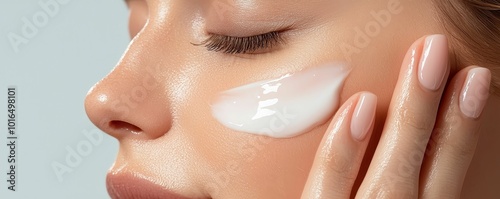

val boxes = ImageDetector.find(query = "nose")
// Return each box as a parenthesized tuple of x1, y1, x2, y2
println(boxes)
(84, 0, 195, 141)
(84, 62, 172, 140)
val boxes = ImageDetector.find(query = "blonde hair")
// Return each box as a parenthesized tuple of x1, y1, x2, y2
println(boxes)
(434, 0, 500, 95)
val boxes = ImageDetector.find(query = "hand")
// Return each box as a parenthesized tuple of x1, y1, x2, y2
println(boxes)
(301, 34, 492, 198)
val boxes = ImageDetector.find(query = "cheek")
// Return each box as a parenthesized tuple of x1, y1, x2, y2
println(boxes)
(174, 60, 331, 197)
(210, 64, 351, 139)
(179, 95, 326, 197)
(342, 48, 401, 116)
(154, 1, 423, 195)
(327, 0, 437, 115)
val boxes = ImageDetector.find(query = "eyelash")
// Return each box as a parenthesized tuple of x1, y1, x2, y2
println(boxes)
(195, 31, 285, 54)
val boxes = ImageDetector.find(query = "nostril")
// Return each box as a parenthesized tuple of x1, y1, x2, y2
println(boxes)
(109, 120, 142, 134)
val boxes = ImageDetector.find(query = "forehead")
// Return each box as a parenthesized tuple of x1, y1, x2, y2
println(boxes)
(202, 0, 332, 19)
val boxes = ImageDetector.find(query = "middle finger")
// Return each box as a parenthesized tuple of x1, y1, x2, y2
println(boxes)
(356, 35, 450, 198)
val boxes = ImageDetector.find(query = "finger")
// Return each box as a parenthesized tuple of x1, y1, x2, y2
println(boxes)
(419, 66, 491, 198)
(357, 34, 450, 198)
(302, 92, 377, 199)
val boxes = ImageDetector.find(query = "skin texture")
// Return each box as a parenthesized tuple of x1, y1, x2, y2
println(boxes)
(84, 0, 500, 198)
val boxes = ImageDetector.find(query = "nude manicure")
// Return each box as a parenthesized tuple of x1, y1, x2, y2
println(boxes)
(460, 67, 491, 119)
(418, 35, 449, 91)
(351, 93, 377, 141)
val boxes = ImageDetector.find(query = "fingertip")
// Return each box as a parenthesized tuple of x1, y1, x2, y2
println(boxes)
(459, 66, 491, 119)
(302, 92, 377, 199)
(418, 34, 449, 91)
(419, 65, 490, 198)
(351, 92, 378, 142)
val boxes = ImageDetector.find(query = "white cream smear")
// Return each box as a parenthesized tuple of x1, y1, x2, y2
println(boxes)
(211, 63, 351, 138)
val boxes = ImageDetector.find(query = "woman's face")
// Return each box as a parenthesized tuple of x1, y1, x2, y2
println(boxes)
(85, 0, 443, 198)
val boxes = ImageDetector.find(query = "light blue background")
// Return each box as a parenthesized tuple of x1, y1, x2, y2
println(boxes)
(0, 0, 128, 198)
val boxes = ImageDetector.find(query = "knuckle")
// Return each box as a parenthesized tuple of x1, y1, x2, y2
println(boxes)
(321, 150, 357, 183)
(362, 177, 416, 199)
(371, 189, 414, 199)
(398, 108, 435, 133)
(428, 125, 478, 161)
(443, 138, 476, 160)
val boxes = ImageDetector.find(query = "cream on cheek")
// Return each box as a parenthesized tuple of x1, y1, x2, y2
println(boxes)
(210, 63, 351, 138)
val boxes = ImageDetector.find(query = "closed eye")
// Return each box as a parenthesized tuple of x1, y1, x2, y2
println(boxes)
(194, 31, 285, 54)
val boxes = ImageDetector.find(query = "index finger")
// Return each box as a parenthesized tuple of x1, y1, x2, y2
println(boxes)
(302, 92, 377, 199)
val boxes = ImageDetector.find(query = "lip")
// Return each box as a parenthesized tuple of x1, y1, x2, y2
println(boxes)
(106, 173, 192, 199)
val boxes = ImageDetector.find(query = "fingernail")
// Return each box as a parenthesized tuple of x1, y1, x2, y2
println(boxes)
(351, 93, 377, 141)
(460, 67, 491, 119)
(418, 34, 449, 91)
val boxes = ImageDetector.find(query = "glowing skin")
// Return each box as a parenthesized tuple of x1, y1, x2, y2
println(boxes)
(211, 64, 351, 138)
(83, 0, 500, 198)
